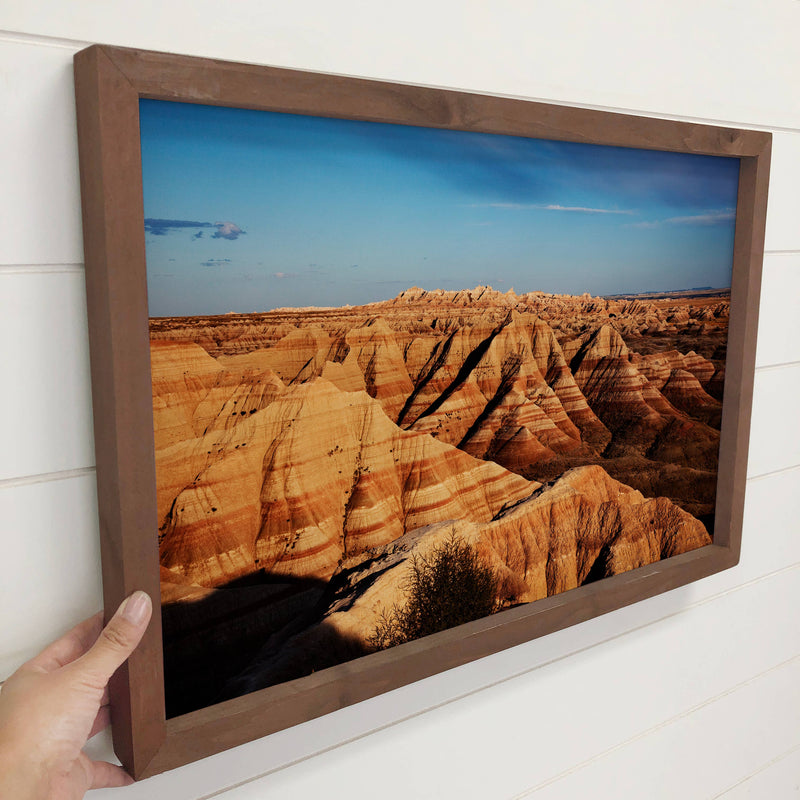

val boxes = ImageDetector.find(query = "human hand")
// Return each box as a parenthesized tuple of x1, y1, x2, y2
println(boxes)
(0, 591, 152, 799)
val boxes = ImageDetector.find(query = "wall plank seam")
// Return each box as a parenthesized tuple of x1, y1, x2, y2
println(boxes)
(1, 463, 798, 497)
(173, 561, 800, 800)
(754, 361, 800, 373)
(0, 252, 793, 269)
(0, 264, 84, 274)
(0, 362, 787, 488)
(756, 361, 800, 372)
(746, 463, 800, 483)
(709, 742, 800, 799)
(1, 29, 799, 137)
(0, 431, 795, 495)
(0, 29, 85, 50)
(0, 251, 794, 272)
(509, 653, 800, 800)
(0, 467, 95, 490)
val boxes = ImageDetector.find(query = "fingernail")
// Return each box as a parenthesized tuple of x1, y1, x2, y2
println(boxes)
(121, 591, 151, 625)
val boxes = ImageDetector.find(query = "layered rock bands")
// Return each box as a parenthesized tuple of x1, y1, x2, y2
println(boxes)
(152, 285, 725, 709)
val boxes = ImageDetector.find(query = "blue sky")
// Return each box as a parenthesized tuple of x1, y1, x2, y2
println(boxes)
(140, 99, 740, 317)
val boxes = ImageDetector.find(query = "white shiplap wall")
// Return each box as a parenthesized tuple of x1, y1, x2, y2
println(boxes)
(1, 2, 799, 797)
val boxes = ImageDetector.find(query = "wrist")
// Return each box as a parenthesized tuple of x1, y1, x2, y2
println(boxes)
(0, 739, 48, 800)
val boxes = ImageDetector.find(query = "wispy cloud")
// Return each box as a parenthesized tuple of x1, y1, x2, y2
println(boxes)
(629, 209, 736, 229)
(145, 219, 212, 236)
(665, 210, 736, 225)
(201, 258, 232, 267)
(144, 218, 246, 240)
(468, 203, 635, 215)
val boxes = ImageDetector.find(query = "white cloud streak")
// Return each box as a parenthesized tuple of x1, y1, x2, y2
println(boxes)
(664, 210, 736, 225)
(468, 203, 635, 215)
(629, 209, 736, 229)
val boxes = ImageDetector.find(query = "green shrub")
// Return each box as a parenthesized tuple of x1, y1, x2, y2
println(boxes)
(370, 534, 499, 650)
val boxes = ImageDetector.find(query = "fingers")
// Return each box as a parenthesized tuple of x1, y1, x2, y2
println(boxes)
(72, 591, 152, 686)
(88, 759, 135, 789)
(25, 612, 104, 673)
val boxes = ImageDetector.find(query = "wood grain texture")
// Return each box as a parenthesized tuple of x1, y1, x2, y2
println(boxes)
(73, 45, 166, 775)
(72, 43, 770, 779)
(714, 145, 771, 551)
(103, 45, 770, 157)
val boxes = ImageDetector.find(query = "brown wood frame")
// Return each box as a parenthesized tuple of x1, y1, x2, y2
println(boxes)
(73, 43, 770, 780)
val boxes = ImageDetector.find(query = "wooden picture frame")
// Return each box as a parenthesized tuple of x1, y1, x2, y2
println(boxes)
(73, 43, 770, 779)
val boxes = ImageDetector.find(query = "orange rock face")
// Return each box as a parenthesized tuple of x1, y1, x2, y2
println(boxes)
(151, 284, 727, 713)
(569, 324, 720, 463)
(158, 378, 533, 587)
(224, 465, 710, 694)
(661, 368, 722, 427)
(344, 318, 414, 421)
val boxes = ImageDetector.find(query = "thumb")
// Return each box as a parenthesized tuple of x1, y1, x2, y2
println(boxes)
(75, 591, 152, 684)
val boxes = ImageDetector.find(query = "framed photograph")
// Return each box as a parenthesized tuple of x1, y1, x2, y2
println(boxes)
(73, 44, 770, 778)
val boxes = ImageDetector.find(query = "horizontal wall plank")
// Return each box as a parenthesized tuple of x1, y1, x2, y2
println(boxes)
(0, 472, 102, 680)
(1, 38, 798, 271)
(0, 270, 95, 480)
(747, 364, 800, 478)
(756, 253, 800, 368)
(518, 656, 800, 799)
(177, 566, 800, 800)
(0, 259, 796, 482)
(0, 39, 84, 265)
(3, 1, 800, 130)
(720, 745, 800, 799)
(79, 465, 800, 800)
(764, 132, 800, 252)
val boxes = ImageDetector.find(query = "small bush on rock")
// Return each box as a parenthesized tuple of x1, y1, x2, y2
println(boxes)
(370, 534, 499, 650)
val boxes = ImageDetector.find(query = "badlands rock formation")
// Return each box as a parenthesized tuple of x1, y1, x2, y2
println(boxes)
(226, 465, 709, 693)
(159, 376, 532, 587)
(151, 284, 727, 713)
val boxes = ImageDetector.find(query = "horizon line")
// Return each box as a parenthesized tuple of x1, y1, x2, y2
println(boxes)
(148, 284, 731, 319)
